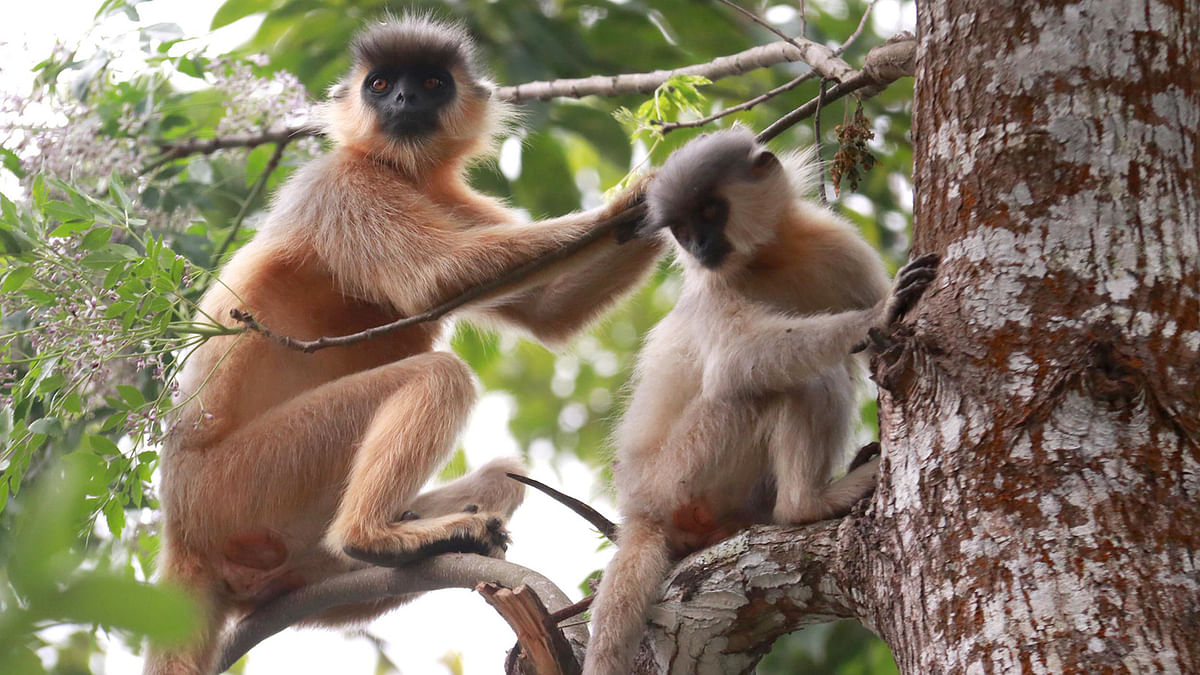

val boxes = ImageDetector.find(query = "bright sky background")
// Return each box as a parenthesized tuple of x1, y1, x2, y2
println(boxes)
(2, 1, 915, 673)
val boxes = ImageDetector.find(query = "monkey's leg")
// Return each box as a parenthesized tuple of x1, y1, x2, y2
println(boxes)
(405, 456, 526, 525)
(584, 518, 672, 675)
(324, 352, 510, 565)
(768, 380, 877, 524)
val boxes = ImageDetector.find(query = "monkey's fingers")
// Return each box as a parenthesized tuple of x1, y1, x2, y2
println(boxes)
(895, 264, 937, 293)
(850, 326, 891, 354)
(900, 252, 940, 275)
(886, 277, 936, 325)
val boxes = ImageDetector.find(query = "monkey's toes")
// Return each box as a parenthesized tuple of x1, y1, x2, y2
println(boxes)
(343, 512, 510, 568)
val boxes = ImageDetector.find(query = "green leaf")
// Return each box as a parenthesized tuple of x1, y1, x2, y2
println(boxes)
(0, 147, 24, 178)
(7, 460, 90, 597)
(211, 0, 274, 30)
(31, 175, 47, 209)
(117, 385, 145, 408)
(28, 417, 63, 437)
(1, 266, 33, 293)
(87, 434, 122, 456)
(61, 392, 84, 414)
(108, 174, 134, 212)
(35, 374, 66, 394)
(103, 498, 126, 537)
(80, 226, 115, 250)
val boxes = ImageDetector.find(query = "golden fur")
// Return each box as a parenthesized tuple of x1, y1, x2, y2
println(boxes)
(145, 16, 661, 674)
(583, 129, 935, 674)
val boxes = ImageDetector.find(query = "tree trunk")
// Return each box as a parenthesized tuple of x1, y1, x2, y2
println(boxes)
(865, 0, 1200, 670)
(631, 1, 1200, 672)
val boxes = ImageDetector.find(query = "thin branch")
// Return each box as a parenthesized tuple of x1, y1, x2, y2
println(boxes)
(548, 594, 594, 624)
(756, 69, 876, 143)
(144, 125, 313, 174)
(216, 554, 583, 673)
(213, 140, 288, 264)
(656, 0, 880, 135)
(230, 203, 646, 353)
(655, 70, 818, 135)
(835, 0, 879, 57)
(814, 78, 829, 205)
(717, 0, 807, 53)
(150, 35, 868, 165)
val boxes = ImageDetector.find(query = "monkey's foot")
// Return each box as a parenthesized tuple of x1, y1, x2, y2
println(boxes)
(848, 442, 881, 473)
(342, 511, 510, 568)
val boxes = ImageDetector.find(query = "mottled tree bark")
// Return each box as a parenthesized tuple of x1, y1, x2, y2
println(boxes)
(629, 1, 1200, 672)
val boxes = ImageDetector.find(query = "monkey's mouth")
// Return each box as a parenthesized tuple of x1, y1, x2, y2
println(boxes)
(382, 116, 439, 139)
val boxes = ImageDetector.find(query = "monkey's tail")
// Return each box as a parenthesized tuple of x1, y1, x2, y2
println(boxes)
(582, 518, 672, 675)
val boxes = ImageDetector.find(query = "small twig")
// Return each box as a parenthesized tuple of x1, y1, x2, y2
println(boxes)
(231, 204, 645, 353)
(657, 0, 879, 135)
(507, 473, 618, 543)
(548, 594, 594, 624)
(144, 125, 313, 174)
(836, 0, 879, 57)
(213, 140, 289, 264)
(655, 71, 818, 135)
(756, 70, 876, 143)
(814, 78, 829, 205)
(717, 0, 807, 54)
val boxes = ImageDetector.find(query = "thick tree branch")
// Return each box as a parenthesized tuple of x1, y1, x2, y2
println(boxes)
(629, 520, 863, 674)
(216, 554, 585, 673)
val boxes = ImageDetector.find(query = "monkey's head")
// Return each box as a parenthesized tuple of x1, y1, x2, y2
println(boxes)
(643, 128, 794, 271)
(322, 15, 509, 174)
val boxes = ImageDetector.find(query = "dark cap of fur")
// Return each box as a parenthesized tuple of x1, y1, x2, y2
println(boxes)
(352, 15, 480, 76)
(643, 128, 761, 234)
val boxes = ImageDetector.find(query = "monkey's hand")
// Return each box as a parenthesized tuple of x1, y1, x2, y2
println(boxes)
(341, 507, 511, 567)
(606, 171, 656, 243)
(853, 253, 939, 353)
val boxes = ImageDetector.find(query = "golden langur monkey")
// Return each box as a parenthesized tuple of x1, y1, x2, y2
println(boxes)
(583, 129, 937, 675)
(147, 16, 662, 675)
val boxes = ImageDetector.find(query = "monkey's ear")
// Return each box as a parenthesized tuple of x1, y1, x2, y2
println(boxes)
(748, 149, 779, 180)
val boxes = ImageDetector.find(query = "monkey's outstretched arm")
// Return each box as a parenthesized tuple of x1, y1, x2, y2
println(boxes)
(464, 188, 664, 343)
(703, 255, 938, 398)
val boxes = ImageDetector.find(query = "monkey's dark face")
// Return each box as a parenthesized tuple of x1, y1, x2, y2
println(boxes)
(668, 196, 733, 269)
(362, 63, 458, 139)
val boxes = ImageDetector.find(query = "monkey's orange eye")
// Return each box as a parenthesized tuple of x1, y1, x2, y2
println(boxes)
(423, 77, 443, 89)
(370, 77, 389, 92)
